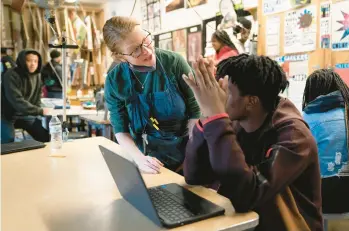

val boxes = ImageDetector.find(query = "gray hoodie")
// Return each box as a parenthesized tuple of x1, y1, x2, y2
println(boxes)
(1, 49, 43, 119)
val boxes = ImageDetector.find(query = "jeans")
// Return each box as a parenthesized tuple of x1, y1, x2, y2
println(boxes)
(1, 117, 50, 144)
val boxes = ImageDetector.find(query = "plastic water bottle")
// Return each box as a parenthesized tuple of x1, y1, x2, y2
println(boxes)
(49, 115, 63, 152)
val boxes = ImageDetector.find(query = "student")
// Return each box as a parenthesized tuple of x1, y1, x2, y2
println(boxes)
(236, 17, 252, 53)
(1, 49, 51, 144)
(182, 54, 323, 230)
(303, 69, 349, 214)
(103, 17, 200, 174)
(211, 30, 238, 66)
(41, 50, 63, 98)
(1, 48, 16, 75)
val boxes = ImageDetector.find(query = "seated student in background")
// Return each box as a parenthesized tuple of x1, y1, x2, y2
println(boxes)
(41, 50, 63, 98)
(1, 48, 16, 75)
(303, 69, 349, 214)
(1, 49, 51, 144)
(182, 54, 323, 231)
(211, 30, 238, 66)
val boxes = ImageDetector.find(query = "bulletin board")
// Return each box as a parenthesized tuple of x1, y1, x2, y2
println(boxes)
(257, 0, 349, 75)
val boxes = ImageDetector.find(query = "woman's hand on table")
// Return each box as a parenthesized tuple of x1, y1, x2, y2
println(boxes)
(135, 155, 164, 174)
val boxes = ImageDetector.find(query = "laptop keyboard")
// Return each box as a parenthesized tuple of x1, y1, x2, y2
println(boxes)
(148, 187, 195, 222)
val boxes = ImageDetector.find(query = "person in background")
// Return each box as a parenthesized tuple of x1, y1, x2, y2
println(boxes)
(103, 16, 200, 174)
(41, 49, 63, 98)
(303, 69, 349, 215)
(182, 54, 323, 230)
(211, 30, 238, 66)
(1, 49, 51, 144)
(236, 17, 252, 53)
(1, 48, 16, 75)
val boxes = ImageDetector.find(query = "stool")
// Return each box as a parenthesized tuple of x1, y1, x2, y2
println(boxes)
(323, 213, 349, 231)
(68, 131, 89, 140)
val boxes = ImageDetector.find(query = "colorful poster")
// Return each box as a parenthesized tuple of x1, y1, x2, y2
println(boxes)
(165, 0, 185, 12)
(266, 15, 281, 56)
(335, 63, 349, 86)
(320, 2, 331, 49)
(263, 0, 292, 15)
(331, 1, 349, 51)
(284, 6, 317, 54)
(172, 29, 187, 60)
(292, 0, 311, 7)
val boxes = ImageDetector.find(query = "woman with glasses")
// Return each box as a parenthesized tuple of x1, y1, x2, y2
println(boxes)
(103, 17, 200, 174)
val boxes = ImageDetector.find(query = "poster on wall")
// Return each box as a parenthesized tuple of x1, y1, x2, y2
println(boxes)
(320, 2, 331, 49)
(172, 29, 187, 60)
(284, 6, 317, 54)
(263, 0, 292, 15)
(187, 26, 202, 64)
(335, 63, 349, 86)
(331, 1, 349, 51)
(159, 32, 173, 50)
(266, 15, 280, 56)
(166, 0, 185, 12)
(187, 0, 208, 7)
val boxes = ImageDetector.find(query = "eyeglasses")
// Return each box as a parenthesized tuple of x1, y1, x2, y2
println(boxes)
(119, 30, 153, 59)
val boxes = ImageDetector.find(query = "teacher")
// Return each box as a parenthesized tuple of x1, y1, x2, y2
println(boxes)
(103, 16, 200, 174)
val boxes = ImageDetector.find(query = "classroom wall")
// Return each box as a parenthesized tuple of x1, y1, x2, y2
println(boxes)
(257, 0, 349, 73)
(102, 0, 219, 35)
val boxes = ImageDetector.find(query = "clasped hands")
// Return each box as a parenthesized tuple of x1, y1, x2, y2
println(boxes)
(183, 57, 229, 118)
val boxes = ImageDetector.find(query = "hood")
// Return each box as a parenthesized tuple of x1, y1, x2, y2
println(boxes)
(271, 97, 305, 128)
(233, 97, 306, 134)
(303, 91, 344, 114)
(15, 49, 42, 76)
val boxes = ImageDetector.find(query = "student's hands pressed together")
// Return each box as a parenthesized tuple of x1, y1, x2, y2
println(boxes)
(182, 57, 229, 118)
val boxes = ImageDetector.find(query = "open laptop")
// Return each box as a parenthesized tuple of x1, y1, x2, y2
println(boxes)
(1, 140, 46, 155)
(99, 145, 225, 228)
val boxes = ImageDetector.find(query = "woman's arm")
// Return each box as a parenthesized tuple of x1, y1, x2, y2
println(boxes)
(115, 133, 163, 174)
(104, 71, 163, 174)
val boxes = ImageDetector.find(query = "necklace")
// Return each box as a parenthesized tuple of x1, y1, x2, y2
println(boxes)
(130, 68, 151, 89)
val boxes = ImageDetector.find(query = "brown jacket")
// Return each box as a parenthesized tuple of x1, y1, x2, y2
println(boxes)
(184, 98, 323, 231)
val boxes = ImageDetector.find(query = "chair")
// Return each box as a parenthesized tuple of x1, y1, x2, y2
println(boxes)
(323, 213, 349, 231)
(67, 131, 89, 140)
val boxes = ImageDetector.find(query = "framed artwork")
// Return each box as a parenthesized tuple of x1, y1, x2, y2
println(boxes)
(172, 29, 187, 60)
(187, 0, 208, 7)
(154, 16, 161, 32)
(187, 26, 202, 63)
(158, 32, 173, 50)
(148, 4, 154, 18)
(166, 0, 185, 12)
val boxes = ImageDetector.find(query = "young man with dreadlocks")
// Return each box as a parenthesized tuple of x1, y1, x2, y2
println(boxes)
(303, 69, 349, 215)
(182, 54, 323, 231)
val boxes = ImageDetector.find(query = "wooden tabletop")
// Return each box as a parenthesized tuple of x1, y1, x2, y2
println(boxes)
(79, 114, 111, 125)
(48, 106, 102, 116)
(1, 137, 258, 231)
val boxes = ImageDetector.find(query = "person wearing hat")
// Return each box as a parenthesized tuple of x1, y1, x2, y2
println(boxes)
(41, 49, 63, 98)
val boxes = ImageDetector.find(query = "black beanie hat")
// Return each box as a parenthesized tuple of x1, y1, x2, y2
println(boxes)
(50, 50, 61, 59)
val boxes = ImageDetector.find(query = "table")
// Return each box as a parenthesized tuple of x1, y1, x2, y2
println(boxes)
(79, 114, 113, 140)
(1, 137, 259, 231)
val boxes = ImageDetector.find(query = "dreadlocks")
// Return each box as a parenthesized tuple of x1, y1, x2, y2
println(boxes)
(302, 69, 349, 146)
(217, 54, 289, 112)
(212, 30, 237, 51)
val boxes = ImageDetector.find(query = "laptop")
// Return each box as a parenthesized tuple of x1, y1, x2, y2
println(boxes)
(99, 145, 225, 228)
(1, 140, 46, 155)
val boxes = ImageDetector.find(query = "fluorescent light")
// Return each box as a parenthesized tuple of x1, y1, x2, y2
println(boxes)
(65, 0, 77, 3)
